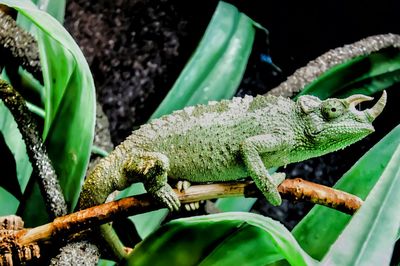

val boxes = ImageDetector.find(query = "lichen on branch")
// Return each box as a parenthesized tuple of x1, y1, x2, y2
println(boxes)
(0, 80, 67, 218)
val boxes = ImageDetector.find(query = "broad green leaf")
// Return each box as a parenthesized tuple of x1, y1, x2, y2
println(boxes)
(0, 187, 18, 215)
(0, 101, 32, 193)
(125, 213, 317, 266)
(0, 1, 96, 219)
(321, 144, 400, 265)
(115, 183, 168, 239)
(215, 196, 257, 212)
(296, 48, 400, 99)
(36, 0, 66, 23)
(184, 12, 255, 106)
(292, 124, 400, 259)
(150, 1, 255, 119)
(98, 259, 116, 266)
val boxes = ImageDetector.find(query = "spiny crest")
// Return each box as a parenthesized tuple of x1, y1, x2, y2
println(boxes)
(248, 94, 292, 112)
(143, 94, 292, 132)
(151, 95, 256, 123)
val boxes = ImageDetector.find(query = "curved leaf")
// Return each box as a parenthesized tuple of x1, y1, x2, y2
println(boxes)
(0, 1, 96, 215)
(125, 213, 317, 266)
(321, 144, 400, 265)
(292, 124, 400, 259)
(150, 1, 255, 119)
(0, 187, 18, 215)
(185, 12, 255, 106)
(0, 101, 32, 193)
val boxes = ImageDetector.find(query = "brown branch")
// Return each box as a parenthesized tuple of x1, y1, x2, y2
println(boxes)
(15, 178, 362, 247)
(0, 216, 40, 265)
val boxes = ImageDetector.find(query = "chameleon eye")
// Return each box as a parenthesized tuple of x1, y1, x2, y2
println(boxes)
(321, 99, 345, 120)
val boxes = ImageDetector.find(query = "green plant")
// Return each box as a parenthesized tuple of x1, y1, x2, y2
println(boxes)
(0, 1, 399, 265)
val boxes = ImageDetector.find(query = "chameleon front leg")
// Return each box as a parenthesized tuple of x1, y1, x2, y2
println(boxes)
(240, 134, 288, 206)
(123, 151, 181, 211)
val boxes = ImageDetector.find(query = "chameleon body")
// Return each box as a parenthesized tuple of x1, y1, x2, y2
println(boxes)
(78, 92, 386, 211)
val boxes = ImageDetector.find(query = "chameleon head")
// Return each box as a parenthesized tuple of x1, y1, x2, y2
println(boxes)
(297, 90, 386, 154)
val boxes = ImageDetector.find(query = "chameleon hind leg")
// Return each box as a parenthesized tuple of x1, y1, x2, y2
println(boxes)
(123, 151, 181, 211)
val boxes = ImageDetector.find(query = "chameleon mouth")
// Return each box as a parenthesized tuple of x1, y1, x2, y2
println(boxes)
(311, 124, 374, 137)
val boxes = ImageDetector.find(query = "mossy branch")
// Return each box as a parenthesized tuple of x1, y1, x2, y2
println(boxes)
(0, 81, 67, 218)
(0, 10, 42, 81)
(266, 34, 400, 98)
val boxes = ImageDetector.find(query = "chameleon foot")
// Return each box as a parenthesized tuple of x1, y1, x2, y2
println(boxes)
(184, 202, 200, 211)
(176, 181, 201, 211)
(152, 185, 181, 211)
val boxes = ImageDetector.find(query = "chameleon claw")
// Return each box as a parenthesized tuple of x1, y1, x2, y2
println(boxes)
(177, 180, 191, 192)
(152, 185, 181, 211)
(183, 201, 200, 211)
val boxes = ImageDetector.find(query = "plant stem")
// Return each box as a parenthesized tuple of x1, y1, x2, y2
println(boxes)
(26, 101, 45, 118)
(91, 145, 109, 157)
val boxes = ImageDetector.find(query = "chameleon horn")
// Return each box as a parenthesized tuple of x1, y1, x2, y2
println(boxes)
(345, 94, 373, 107)
(366, 90, 387, 121)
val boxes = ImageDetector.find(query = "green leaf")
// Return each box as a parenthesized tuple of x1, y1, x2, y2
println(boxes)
(321, 144, 400, 265)
(115, 183, 169, 239)
(292, 124, 400, 259)
(125, 213, 317, 266)
(36, 0, 66, 23)
(98, 259, 116, 266)
(150, 1, 255, 119)
(296, 48, 400, 99)
(184, 12, 255, 106)
(0, 1, 96, 219)
(0, 101, 32, 193)
(0, 187, 19, 215)
(215, 197, 257, 212)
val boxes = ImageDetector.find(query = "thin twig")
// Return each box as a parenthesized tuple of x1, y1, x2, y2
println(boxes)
(15, 178, 362, 246)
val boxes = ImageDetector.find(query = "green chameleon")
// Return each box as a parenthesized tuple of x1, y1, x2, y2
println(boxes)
(78, 91, 386, 211)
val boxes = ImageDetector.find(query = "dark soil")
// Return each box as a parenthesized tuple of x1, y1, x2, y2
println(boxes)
(64, 0, 400, 261)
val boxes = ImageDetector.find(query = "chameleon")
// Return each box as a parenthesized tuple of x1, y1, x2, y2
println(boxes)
(78, 91, 386, 211)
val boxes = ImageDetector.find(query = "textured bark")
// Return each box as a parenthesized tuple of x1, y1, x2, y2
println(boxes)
(0, 81, 67, 218)
(0, 10, 42, 81)
(266, 34, 400, 98)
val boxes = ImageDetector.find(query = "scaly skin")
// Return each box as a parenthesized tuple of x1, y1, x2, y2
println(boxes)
(78, 92, 386, 211)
